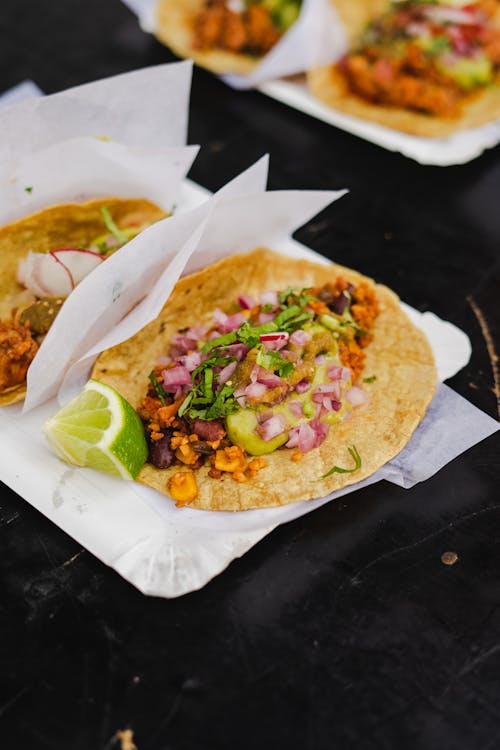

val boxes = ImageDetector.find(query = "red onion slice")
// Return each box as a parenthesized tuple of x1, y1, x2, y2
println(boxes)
(219, 361, 237, 384)
(237, 294, 256, 310)
(257, 413, 287, 442)
(162, 365, 192, 389)
(290, 329, 311, 347)
(346, 385, 369, 407)
(259, 290, 278, 307)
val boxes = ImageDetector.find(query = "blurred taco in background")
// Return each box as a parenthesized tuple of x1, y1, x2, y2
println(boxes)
(0, 197, 167, 407)
(308, 0, 500, 136)
(90, 247, 436, 512)
(154, 0, 302, 75)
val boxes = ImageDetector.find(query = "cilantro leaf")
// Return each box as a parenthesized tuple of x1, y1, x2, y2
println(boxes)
(256, 346, 295, 377)
(149, 371, 167, 405)
(101, 206, 127, 244)
(320, 446, 361, 479)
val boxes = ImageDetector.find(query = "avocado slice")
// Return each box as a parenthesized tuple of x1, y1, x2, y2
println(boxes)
(226, 408, 288, 456)
(437, 54, 493, 91)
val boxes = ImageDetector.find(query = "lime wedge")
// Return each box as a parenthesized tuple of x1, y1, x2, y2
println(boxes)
(43, 379, 148, 479)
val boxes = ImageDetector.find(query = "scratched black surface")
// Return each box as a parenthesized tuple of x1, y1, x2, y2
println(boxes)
(1, 1, 500, 749)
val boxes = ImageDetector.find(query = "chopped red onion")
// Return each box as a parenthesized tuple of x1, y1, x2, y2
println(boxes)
(238, 294, 256, 310)
(258, 312, 275, 324)
(162, 365, 192, 389)
(328, 364, 351, 382)
(290, 329, 311, 347)
(245, 382, 267, 401)
(314, 381, 340, 400)
(219, 312, 246, 333)
(180, 351, 204, 372)
(346, 385, 369, 407)
(219, 361, 237, 384)
(250, 365, 283, 387)
(287, 400, 304, 418)
(258, 373, 284, 387)
(257, 413, 287, 441)
(259, 290, 278, 307)
(297, 422, 317, 453)
(285, 427, 300, 448)
(295, 379, 311, 394)
(256, 409, 273, 424)
(212, 308, 227, 326)
(309, 418, 330, 446)
(224, 342, 249, 361)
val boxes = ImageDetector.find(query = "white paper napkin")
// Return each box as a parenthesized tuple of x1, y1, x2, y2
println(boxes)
(0, 61, 193, 160)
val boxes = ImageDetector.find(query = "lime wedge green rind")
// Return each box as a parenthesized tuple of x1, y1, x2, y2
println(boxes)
(43, 379, 148, 480)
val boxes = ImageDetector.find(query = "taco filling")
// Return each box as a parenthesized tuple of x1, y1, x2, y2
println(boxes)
(192, 0, 301, 55)
(0, 198, 167, 405)
(137, 276, 379, 505)
(91, 248, 436, 512)
(337, 0, 500, 117)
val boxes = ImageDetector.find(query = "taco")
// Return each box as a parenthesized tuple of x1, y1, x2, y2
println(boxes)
(307, 0, 500, 137)
(0, 197, 168, 407)
(154, 0, 302, 75)
(91, 247, 437, 511)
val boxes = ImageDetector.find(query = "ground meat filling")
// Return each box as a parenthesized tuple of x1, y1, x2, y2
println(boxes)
(0, 319, 38, 392)
(193, 0, 281, 55)
(338, 1, 500, 117)
(139, 277, 379, 480)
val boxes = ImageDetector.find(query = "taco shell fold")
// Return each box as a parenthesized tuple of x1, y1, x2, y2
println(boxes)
(0, 197, 167, 406)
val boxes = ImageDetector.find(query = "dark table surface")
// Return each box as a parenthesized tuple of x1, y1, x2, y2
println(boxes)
(1, 1, 500, 749)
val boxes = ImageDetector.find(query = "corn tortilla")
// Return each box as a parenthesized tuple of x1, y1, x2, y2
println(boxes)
(154, 0, 262, 75)
(92, 248, 437, 512)
(307, 0, 500, 137)
(0, 197, 167, 406)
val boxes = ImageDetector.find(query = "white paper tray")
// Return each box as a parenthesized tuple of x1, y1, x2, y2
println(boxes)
(258, 77, 500, 166)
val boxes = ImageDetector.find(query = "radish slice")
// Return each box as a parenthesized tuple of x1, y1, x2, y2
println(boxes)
(38, 254, 74, 296)
(260, 331, 289, 350)
(19, 251, 73, 297)
(423, 6, 479, 24)
(51, 248, 103, 285)
(18, 248, 103, 298)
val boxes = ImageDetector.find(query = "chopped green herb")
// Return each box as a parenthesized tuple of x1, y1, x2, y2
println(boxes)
(24, 186, 33, 193)
(278, 287, 315, 308)
(256, 346, 295, 378)
(319, 445, 361, 479)
(101, 206, 127, 244)
(363, 375, 377, 383)
(177, 391, 193, 418)
(149, 371, 167, 406)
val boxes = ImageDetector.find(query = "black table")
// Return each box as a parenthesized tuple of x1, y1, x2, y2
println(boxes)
(1, 2, 500, 749)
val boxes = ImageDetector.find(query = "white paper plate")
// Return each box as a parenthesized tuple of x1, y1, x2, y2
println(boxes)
(258, 77, 500, 166)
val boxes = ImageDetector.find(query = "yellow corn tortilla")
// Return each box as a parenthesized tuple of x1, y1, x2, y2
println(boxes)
(307, 0, 500, 137)
(91, 247, 437, 512)
(154, 0, 268, 75)
(0, 197, 168, 407)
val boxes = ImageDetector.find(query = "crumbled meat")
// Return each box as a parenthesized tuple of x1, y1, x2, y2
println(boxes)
(0, 318, 38, 392)
(193, 0, 281, 55)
